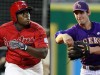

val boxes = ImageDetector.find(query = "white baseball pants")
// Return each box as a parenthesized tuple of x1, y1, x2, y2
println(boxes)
(81, 67, 100, 75)
(5, 61, 43, 75)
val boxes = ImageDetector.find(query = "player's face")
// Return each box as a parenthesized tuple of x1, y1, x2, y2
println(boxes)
(74, 10, 90, 25)
(17, 10, 31, 26)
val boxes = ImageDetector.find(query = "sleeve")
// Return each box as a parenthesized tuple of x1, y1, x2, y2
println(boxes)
(55, 26, 77, 40)
(34, 28, 48, 48)
(64, 27, 76, 40)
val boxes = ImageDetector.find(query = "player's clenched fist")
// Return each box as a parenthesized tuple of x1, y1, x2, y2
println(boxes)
(9, 40, 27, 50)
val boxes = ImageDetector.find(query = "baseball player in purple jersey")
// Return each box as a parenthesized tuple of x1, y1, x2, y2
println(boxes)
(55, 1, 100, 75)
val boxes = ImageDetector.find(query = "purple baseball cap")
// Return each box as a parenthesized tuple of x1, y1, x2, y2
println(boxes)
(73, 1, 89, 12)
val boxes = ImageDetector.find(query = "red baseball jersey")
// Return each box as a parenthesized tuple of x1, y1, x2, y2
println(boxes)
(0, 21, 48, 69)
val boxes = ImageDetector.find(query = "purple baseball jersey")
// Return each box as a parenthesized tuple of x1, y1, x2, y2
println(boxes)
(63, 22, 100, 66)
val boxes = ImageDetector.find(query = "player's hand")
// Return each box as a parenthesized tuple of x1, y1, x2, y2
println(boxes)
(61, 34, 74, 47)
(9, 40, 27, 50)
(55, 30, 64, 43)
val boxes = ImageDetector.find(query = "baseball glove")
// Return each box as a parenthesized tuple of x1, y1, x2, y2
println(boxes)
(68, 41, 89, 60)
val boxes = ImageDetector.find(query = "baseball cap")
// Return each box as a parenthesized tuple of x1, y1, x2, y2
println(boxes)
(73, 1, 89, 12)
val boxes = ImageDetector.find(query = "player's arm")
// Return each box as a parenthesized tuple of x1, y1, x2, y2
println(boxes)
(90, 46, 100, 54)
(26, 46, 48, 59)
(9, 40, 48, 59)
(55, 31, 74, 47)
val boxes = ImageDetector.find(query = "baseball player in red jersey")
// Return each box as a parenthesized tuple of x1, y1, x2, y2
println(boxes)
(0, 1, 48, 75)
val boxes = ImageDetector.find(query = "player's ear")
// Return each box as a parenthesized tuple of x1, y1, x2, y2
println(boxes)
(87, 10, 91, 16)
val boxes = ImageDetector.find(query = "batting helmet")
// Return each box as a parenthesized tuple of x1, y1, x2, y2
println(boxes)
(10, 0, 32, 23)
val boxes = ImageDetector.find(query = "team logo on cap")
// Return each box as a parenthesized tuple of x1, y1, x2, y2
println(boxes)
(76, 2, 81, 8)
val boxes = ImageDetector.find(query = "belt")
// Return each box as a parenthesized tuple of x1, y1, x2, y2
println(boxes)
(83, 65, 100, 71)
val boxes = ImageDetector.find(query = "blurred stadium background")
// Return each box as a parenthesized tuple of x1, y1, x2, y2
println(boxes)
(51, 0, 100, 75)
(0, 0, 50, 75)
